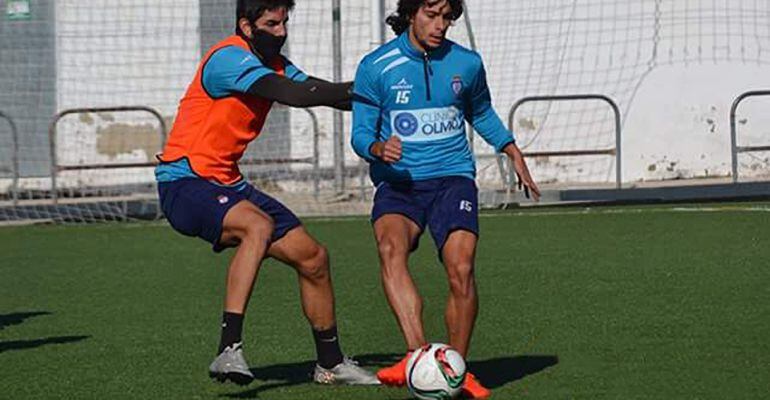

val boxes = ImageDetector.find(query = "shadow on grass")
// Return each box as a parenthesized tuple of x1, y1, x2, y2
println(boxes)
(222, 353, 557, 398)
(0, 335, 90, 353)
(222, 353, 402, 398)
(0, 311, 52, 330)
(1, 311, 90, 354)
(468, 355, 559, 389)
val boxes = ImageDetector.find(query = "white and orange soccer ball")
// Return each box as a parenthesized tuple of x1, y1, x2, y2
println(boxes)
(406, 343, 466, 400)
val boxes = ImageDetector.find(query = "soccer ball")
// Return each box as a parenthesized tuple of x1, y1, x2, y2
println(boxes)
(406, 343, 466, 400)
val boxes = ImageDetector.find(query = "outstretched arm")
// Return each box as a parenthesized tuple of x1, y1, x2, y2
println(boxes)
(201, 46, 352, 110)
(248, 75, 352, 110)
(305, 76, 352, 111)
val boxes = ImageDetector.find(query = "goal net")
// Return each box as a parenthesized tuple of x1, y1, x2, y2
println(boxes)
(1, 0, 769, 223)
(440, 0, 770, 190)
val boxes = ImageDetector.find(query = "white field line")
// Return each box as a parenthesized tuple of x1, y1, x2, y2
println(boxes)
(480, 205, 770, 218)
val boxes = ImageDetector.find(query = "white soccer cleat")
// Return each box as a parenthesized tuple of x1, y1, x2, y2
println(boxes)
(208, 342, 255, 386)
(313, 356, 380, 385)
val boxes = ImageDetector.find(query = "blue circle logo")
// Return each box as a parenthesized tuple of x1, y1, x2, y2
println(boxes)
(394, 112, 419, 137)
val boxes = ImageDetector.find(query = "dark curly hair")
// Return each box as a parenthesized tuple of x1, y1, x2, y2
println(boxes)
(236, 0, 295, 35)
(385, 0, 464, 35)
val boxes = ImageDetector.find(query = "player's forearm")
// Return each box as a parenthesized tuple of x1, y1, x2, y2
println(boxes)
(351, 101, 381, 162)
(306, 77, 352, 110)
(351, 132, 378, 162)
(366, 139, 401, 164)
(331, 99, 352, 111)
(369, 142, 384, 159)
(502, 142, 523, 161)
(475, 126, 514, 153)
(470, 102, 515, 152)
(248, 74, 352, 108)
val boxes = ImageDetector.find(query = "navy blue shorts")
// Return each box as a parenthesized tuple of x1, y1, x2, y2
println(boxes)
(158, 178, 301, 252)
(371, 176, 479, 254)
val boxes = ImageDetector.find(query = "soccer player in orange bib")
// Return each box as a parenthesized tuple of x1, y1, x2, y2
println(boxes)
(156, 0, 378, 386)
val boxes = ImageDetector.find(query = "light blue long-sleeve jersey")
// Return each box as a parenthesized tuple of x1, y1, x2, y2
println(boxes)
(351, 32, 514, 185)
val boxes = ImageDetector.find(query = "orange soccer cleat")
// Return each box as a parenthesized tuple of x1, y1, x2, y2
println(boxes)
(462, 372, 491, 399)
(376, 352, 413, 386)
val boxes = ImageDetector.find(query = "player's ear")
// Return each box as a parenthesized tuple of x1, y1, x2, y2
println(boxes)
(238, 18, 253, 37)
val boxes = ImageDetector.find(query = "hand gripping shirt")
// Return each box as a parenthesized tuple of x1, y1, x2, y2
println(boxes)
(351, 32, 514, 185)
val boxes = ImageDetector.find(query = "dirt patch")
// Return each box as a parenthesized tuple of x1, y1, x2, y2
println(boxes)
(79, 113, 94, 125)
(96, 123, 162, 159)
(518, 117, 537, 131)
(97, 113, 115, 122)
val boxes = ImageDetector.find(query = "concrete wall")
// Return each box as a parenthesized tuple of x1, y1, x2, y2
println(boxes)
(0, 0, 56, 177)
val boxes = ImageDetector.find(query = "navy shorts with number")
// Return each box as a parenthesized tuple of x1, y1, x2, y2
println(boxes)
(158, 178, 301, 252)
(371, 176, 479, 254)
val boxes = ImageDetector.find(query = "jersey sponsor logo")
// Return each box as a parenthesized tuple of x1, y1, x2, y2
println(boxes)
(451, 76, 463, 96)
(390, 106, 465, 142)
(394, 112, 419, 136)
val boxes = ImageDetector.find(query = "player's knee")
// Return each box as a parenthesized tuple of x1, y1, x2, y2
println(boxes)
(376, 236, 407, 261)
(446, 260, 475, 297)
(241, 213, 274, 245)
(298, 244, 329, 281)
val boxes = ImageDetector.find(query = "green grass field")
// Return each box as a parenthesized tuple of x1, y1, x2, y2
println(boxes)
(2, 203, 769, 399)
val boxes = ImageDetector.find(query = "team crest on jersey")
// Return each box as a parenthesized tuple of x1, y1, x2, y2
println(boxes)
(217, 195, 229, 205)
(451, 76, 463, 96)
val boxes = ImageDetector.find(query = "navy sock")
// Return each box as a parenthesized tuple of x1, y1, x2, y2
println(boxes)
(219, 312, 244, 353)
(312, 326, 344, 369)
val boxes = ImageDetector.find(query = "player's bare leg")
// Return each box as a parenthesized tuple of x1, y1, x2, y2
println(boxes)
(209, 200, 274, 385)
(374, 214, 426, 349)
(267, 227, 336, 330)
(441, 230, 489, 399)
(268, 226, 378, 385)
(220, 201, 275, 314)
(373, 214, 424, 385)
(440, 230, 478, 357)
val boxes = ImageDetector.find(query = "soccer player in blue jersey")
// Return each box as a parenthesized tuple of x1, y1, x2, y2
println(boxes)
(351, 0, 540, 397)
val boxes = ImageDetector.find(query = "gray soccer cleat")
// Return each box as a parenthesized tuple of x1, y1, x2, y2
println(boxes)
(208, 342, 255, 385)
(313, 356, 380, 385)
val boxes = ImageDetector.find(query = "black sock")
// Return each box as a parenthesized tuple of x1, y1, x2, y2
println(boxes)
(218, 312, 244, 353)
(312, 326, 344, 369)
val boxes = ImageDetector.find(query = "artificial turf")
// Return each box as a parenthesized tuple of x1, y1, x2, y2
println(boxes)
(1, 203, 768, 399)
